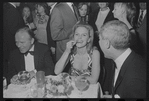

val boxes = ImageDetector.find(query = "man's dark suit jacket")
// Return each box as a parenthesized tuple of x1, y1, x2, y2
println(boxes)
(7, 42, 55, 84)
(102, 50, 146, 98)
(46, 10, 56, 50)
(137, 15, 146, 60)
(3, 3, 25, 55)
(3, 3, 25, 77)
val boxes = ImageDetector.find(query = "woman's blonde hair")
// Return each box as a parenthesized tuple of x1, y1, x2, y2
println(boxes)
(70, 22, 94, 54)
(115, 2, 136, 27)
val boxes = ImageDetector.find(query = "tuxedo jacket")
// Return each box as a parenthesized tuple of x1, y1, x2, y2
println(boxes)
(7, 42, 55, 84)
(108, 51, 146, 98)
(50, 3, 78, 61)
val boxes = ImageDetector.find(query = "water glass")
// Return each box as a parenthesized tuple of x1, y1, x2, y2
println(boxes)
(35, 71, 46, 97)
(36, 71, 45, 88)
(75, 77, 89, 95)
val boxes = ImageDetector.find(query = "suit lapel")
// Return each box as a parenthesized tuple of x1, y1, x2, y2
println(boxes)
(141, 15, 146, 26)
(65, 3, 78, 21)
(94, 8, 100, 23)
(73, 5, 79, 21)
(20, 53, 25, 71)
(114, 51, 135, 93)
(34, 42, 39, 71)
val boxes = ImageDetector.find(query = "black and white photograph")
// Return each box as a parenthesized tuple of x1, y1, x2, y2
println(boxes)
(3, 2, 147, 99)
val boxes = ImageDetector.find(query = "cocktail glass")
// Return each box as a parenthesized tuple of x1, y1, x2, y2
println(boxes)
(75, 77, 89, 96)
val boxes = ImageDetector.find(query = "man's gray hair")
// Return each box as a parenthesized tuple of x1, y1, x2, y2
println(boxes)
(99, 20, 130, 49)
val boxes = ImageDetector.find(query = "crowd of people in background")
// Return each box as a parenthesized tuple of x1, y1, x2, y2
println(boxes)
(3, 2, 146, 98)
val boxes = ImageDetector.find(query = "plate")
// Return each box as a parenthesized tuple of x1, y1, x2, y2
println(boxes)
(45, 73, 74, 96)
(11, 71, 31, 85)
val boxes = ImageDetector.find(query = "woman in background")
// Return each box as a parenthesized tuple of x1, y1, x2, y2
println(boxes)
(33, 3, 49, 44)
(77, 2, 90, 24)
(112, 2, 141, 55)
(20, 3, 36, 30)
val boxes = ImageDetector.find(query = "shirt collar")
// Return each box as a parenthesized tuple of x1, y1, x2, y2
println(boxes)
(66, 2, 73, 6)
(140, 9, 146, 12)
(66, 2, 74, 13)
(29, 44, 34, 51)
(51, 3, 57, 13)
(9, 2, 16, 8)
(100, 7, 110, 13)
(114, 48, 132, 71)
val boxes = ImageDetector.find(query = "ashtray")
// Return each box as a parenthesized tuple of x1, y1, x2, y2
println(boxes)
(17, 71, 31, 82)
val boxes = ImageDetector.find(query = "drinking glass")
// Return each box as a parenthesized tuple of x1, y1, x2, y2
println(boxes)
(35, 71, 46, 97)
(36, 71, 45, 87)
(75, 77, 89, 95)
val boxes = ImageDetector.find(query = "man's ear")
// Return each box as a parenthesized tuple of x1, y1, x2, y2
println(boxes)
(105, 39, 110, 49)
(31, 38, 35, 44)
(121, 7, 126, 15)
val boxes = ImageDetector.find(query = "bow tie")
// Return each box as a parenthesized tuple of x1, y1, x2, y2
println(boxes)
(24, 51, 34, 56)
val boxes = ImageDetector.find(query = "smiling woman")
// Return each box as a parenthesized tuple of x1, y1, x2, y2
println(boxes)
(55, 22, 101, 84)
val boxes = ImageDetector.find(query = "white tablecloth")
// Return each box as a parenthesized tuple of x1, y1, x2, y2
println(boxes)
(3, 75, 100, 98)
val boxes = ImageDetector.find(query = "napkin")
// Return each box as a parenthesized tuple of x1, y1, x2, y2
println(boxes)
(114, 94, 120, 98)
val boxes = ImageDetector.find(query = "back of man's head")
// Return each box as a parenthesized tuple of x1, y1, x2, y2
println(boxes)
(100, 20, 130, 50)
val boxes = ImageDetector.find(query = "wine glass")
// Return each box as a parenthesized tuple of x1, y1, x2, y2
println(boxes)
(75, 77, 90, 96)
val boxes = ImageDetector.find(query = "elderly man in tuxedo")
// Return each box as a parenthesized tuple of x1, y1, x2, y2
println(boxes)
(50, 2, 79, 62)
(7, 27, 55, 84)
(98, 20, 146, 98)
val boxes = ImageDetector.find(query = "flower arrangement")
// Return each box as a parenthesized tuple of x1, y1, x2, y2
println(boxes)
(11, 71, 31, 85)
(45, 73, 74, 96)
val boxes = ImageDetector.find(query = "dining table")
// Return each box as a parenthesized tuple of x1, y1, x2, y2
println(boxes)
(3, 73, 102, 98)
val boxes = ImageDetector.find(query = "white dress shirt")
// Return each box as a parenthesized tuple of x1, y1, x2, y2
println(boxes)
(114, 48, 132, 86)
(9, 2, 16, 8)
(24, 45, 36, 72)
(66, 2, 74, 13)
(50, 3, 57, 14)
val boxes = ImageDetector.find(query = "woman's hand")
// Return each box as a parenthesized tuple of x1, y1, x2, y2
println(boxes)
(75, 76, 86, 82)
(65, 40, 76, 53)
